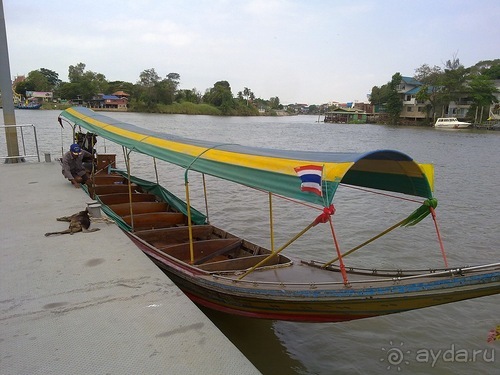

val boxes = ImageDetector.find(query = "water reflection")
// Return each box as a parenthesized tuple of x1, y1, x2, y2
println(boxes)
(199, 307, 308, 375)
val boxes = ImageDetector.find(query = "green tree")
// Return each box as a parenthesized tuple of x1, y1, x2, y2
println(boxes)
(14, 79, 35, 97)
(269, 96, 281, 110)
(68, 63, 86, 83)
(203, 81, 235, 114)
(137, 68, 161, 108)
(439, 55, 467, 115)
(63, 62, 108, 101)
(370, 73, 403, 122)
(369, 84, 391, 110)
(139, 68, 160, 87)
(308, 104, 318, 114)
(136, 70, 181, 107)
(57, 82, 81, 101)
(158, 72, 181, 105)
(472, 59, 500, 80)
(467, 74, 499, 123)
(243, 87, 253, 106)
(39, 68, 61, 88)
(414, 64, 442, 83)
(385, 73, 403, 124)
(176, 88, 202, 104)
(414, 64, 444, 122)
(15, 68, 58, 96)
(107, 81, 135, 95)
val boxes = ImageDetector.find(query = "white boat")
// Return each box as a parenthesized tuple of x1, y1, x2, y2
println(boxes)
(434, 117, 471, 129)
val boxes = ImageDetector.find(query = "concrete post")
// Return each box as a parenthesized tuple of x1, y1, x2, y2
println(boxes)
(0, 0, 22, 163)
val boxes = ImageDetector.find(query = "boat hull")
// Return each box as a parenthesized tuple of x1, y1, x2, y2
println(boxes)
(434, 118, 471, 129)
(129, 233, 500, 323)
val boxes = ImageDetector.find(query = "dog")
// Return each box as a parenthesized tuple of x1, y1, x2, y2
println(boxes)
(45, 208, 100, 236)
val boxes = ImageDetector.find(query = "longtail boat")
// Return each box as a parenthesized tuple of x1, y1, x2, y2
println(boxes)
(58, 107, 500, 323)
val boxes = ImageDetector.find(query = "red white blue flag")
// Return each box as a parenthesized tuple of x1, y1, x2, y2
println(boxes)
(294, 165, 323, 196)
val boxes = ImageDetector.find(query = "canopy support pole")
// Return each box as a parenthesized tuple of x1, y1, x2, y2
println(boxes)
(430, 207, 448, 268)
(238, 204, 337, 280)
(327, 217, 349, 285)
(202, 174, 210, 224)
(185, 180, 195, 264)
(183, 143, 236, 264)
(123, 146, 134, 232)
(269, 192, 275, 252)
(153, 157, 159, 185)
(238, 221, 316, 280)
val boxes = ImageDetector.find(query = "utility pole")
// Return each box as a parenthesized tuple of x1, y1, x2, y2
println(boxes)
(0, 0, 22, 163)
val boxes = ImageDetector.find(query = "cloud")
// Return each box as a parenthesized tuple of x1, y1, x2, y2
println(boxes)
(4, 0, 500, 104)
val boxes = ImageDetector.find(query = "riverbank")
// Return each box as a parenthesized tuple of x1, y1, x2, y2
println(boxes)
(38, 101, 293, 116)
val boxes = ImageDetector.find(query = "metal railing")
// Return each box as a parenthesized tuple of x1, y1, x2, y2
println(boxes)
(1, 124, 40, 162)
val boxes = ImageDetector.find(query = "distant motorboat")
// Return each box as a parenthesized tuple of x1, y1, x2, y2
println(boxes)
(16, 102, 42, 110)
(434, 117, 471, 129)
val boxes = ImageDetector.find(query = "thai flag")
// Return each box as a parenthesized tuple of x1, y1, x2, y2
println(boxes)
(294, 165, 323, 196)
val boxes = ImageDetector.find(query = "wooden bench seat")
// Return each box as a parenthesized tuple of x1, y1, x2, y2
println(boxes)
(92, 175, 127, 185)
(157, 238, 242, 264)
(197, 254, 283, 272)
(99, 193, 158, 206)
(122, 212, 187, 231)
(92, 183, 141, 196)
(134, 225, 215, 247)
(107, 202, 168, 216)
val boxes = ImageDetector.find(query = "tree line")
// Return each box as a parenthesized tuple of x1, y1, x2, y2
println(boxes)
(12, 57, 500, 120)
(369, 57, 500, 124)
(13, 63, 286, 116)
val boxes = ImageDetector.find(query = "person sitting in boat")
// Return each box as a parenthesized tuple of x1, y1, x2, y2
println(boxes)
(61, 143, 92, 188)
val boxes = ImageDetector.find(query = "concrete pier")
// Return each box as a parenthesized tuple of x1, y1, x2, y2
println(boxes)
(0, 161, 260, 374)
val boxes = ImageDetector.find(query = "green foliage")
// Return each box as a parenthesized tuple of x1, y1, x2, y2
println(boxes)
(135, 69, 181, 108)
(39, 68, 61, 87)
(467, 73, 499, 122)
(369, 84, 391, 106)
(440, 56, 467, 105)
(386, 75, 403, 123)
(14, 79, 34, 96)
(21, 56, 500, 119)
(107, 81, 136, 96)
(269, 96, 281, 109)
(138, 68, 160, 87)
(370, 56, 500, 124)
(468, 74, 499, 106)
(176, 88, 202, 104)
(375, 72, 403, 124)
(56, 82, 81, 101)
(203, 81, 236, 114)
(62, 62, 108, 101)
(472, 59, 500, 80)
(15, 68, 61, 96)
(68, 63, 86, 83)
(154, 102, 221, 115)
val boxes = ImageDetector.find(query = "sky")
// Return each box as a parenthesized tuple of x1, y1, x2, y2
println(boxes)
(3, 0, 500, 104)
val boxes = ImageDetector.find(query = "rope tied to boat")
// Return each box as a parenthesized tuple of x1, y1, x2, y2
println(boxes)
(314, 204, 335, 226)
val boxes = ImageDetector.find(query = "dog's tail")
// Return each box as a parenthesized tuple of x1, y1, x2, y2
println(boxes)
(44, 230, 70, 237)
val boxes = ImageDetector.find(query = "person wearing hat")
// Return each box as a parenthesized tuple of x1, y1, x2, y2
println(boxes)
(61, 143, 93, 188)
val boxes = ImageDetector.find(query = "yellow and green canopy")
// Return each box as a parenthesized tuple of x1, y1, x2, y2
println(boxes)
(59, 107, 434, 207)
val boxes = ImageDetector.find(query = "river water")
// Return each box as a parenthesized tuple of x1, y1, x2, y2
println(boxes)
(3, 110, 499, 374)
